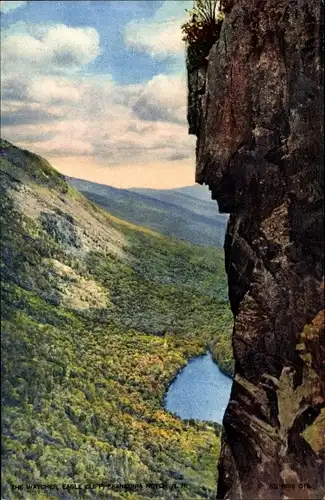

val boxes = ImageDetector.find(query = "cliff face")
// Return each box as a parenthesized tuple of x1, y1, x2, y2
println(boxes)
(187, 0, 324, 498)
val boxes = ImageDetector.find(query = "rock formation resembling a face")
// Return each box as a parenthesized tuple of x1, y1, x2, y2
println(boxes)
(186, 0, 325, 498)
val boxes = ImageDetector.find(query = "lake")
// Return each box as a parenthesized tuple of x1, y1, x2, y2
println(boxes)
(165, 352, 232, 424)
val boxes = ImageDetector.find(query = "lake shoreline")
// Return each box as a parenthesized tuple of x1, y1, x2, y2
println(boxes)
(162, 349, 233, 405)
(161, 349, 233, 430)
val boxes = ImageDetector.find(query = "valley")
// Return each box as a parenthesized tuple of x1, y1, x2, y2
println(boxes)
(1, 139, 233, 499)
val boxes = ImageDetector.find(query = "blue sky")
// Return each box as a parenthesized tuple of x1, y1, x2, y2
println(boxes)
(1, 1, 172, 83)
(1, 0, 197, 187)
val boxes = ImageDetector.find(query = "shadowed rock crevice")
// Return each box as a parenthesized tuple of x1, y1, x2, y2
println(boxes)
(186, 0, 324, 498)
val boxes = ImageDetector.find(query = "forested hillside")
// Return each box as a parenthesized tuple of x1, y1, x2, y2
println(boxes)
(68, 177, 227, 248)
(1, 139, 233, 499)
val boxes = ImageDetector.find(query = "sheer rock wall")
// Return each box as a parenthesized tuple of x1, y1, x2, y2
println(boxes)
(187, 1, 324, 498)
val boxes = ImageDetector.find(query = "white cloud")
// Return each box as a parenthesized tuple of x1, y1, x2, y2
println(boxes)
(2, 23, 100, 73)
(29, 137, 95, 156)
(124, 0, 192, 59)
(2, 70, 195, 167)
(43, 25, 100, 67)
(27, 76, 82, 103)
(1, 1, 26, 13)
(1, 17, 195, 188)
(125, 18, 184, 59)
(131, 73, 187, 124)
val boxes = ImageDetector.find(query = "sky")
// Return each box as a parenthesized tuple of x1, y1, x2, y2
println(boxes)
(1, 0, 198, 188)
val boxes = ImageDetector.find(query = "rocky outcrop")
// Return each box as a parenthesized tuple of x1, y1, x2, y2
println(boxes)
(187, 0, 324, 498)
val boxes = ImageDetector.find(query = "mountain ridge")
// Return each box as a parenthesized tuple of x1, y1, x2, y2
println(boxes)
(129, 186, 228, 221)
(130, 184, 216, 202)
(68, 176, 227, 248)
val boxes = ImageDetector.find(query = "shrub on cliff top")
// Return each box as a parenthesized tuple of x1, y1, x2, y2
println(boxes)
(181, 0, 224, 45)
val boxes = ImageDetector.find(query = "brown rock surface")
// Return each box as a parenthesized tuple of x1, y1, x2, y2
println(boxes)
(187, 0, 324, 498)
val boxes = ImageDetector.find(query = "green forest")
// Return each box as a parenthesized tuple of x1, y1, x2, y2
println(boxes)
(1, 139, 233, 499)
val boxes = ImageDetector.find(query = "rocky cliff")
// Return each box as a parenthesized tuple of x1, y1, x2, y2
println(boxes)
(187, 0, 324, 498)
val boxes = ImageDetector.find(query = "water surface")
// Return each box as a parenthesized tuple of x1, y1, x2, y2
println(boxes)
(165, 352, 232, 424)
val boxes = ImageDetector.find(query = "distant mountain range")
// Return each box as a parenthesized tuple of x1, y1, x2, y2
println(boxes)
(130, 185, 227, 221)
(67, 178, 227, 248)
(131, 184, 213, 202)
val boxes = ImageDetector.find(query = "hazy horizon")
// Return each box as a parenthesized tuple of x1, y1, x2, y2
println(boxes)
(65, 172, 209, 194)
